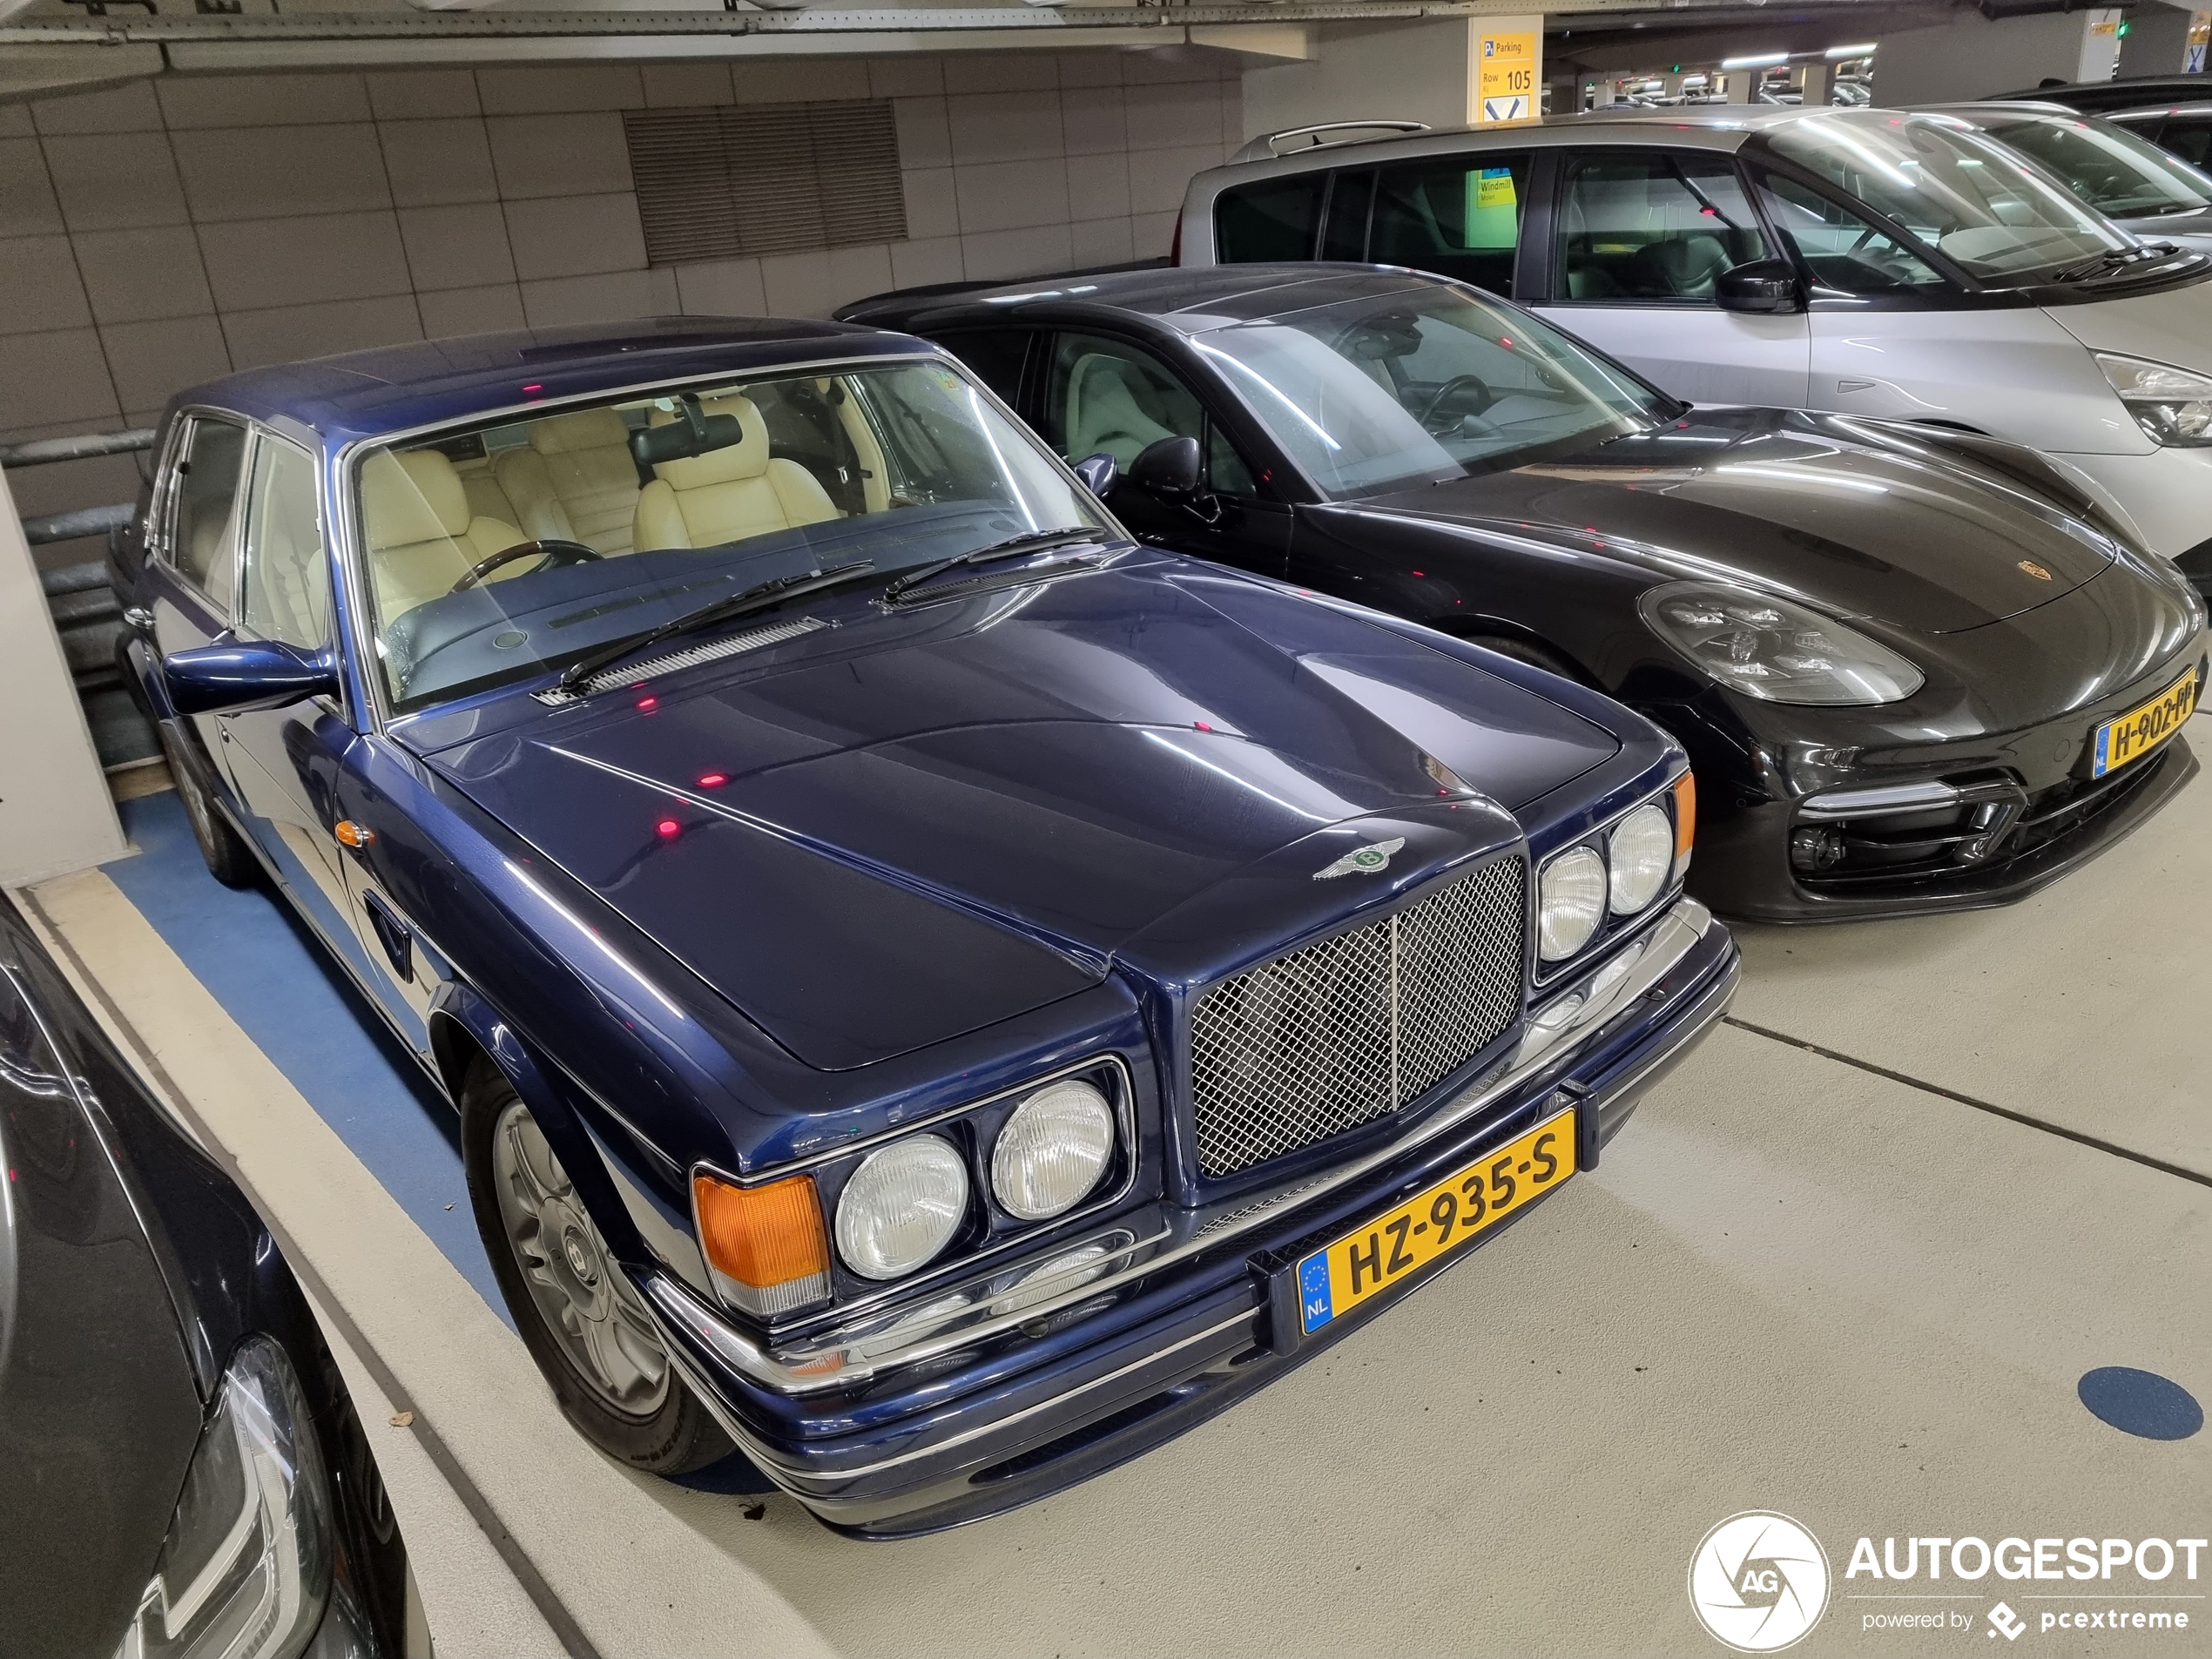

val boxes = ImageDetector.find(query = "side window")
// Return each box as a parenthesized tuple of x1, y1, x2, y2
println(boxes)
(1215, 174, 1325, 263)
(2153, 114, 2212, 169)
(238, 436, 331, 651)
(1042, 334, 1256, 495)
(934, 330, 1031, 408)
(1369, 153, 1533, 294)
(1752, 172, 1945, 295)
(1555, 152, 1769, 302)
(167, 417, 249, 599)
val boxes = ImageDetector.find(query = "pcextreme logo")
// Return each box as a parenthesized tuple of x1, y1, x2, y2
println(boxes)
(1689, 1512, 1832, 1653)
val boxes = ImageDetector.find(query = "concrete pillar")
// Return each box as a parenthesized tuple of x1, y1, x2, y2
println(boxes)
(1872, 6, 2130, 103)
(1798, 61, 1830, 107)
(2116, 1, 2202, 76)
(1721, 69, 1754, 104)
(0, 465, 125, 886)
(1243, 13, 1543, 141)
(1547, 70, 1581, 116)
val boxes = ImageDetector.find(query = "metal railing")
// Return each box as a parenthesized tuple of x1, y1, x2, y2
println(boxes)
(6, 428, 159, 772)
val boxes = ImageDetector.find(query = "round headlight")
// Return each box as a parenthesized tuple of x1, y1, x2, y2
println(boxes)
(1608, 803, 1674, 915)
(1539, 846, 1607, 961)
(991, 1079, 1115, 1221)
(834, 1135, 968, 1280)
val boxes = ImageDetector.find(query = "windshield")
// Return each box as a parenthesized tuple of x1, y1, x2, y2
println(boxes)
(1195, 285, 1671, 499)
(1979, 111, 2212, 220)
(354, 360, 1104, 712)
(1767, 111, 2136, 280)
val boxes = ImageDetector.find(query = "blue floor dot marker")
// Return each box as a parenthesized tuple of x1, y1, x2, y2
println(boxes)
(2077, 1367, 2203, 1440)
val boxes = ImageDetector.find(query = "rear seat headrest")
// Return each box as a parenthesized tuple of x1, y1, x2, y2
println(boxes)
(362, 448, 470, 547)
(529, 407, 632, 456)
(633, 395, 772, 488)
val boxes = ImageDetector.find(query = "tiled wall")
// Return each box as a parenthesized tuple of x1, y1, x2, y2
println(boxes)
(0, 50, 1242, 570)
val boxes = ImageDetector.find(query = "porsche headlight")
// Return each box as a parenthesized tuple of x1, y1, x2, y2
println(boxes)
(1538, 846, 1608, 961)
(116, 1337, 333, 1659)
(834, 1134, 969, 1280)
(2095, 352, 2212, 447)
(1639, 582, 1924, 705)
(990, 1079, 1115, 1221)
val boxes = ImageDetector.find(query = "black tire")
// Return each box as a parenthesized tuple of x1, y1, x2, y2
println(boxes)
(461, 1067, 733, 1475)
(1457, 631, 1588, 685)
(159, 725, 260, 889)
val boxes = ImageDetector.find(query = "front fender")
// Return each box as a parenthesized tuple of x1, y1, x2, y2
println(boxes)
(425, 985, 665, 1271)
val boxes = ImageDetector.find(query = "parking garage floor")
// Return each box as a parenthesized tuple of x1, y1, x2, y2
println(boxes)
(13, 723, 2211, 1659)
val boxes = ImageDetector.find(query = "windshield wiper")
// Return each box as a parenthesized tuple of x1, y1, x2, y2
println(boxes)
(551, 559, 874, 694)
(880, 526, 1113, 604)
(2049, 244, 2175, 282)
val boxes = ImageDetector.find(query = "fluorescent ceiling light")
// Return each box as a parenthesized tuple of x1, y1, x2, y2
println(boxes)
(1825, 42, 1878, 57)
(1722, 51, 1789, 69)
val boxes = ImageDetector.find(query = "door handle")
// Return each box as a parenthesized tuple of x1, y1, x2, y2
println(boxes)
(122, 606, 154, 635)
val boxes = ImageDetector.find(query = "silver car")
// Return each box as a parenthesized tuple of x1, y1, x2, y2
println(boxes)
(1177, 107, 2212, 574)
(1925, 101, 2212, 254)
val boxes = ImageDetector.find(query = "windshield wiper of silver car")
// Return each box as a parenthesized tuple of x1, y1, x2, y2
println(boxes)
(2050, 243, 2180, 282)
(550, 559, 875, 696)
(880, 526, 1115, 604)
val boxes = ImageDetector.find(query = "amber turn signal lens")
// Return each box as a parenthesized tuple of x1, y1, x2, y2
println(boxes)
(693, 1172, 830, 1290)
(1672, 772, 1696, 873)
(334, 820, 374, 849)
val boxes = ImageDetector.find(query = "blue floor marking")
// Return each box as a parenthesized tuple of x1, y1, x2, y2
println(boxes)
(103, 792, 506, 1319)
(2077, 1366, 2204, 1441)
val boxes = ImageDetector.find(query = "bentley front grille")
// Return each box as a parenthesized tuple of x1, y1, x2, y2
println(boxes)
(1187, 856, 1527, 1179)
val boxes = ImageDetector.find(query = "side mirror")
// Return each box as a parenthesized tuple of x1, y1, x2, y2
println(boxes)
(1126, 435, 1204, 502)
(163, 637, 339, 717)
(1072, 451, 1118, 498)
(1716, 259, 1804, 314)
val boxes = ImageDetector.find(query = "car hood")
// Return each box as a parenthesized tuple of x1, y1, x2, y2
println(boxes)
(2045, 272, 2212, 371)
(1347, 410, 2125, 633)
(417, 560, 1618, 1069)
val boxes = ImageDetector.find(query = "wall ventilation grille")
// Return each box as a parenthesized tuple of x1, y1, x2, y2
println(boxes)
(624, 100, 907, 267)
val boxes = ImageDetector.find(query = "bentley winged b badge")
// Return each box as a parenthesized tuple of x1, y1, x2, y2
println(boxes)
(1312, 837, 1406, 880)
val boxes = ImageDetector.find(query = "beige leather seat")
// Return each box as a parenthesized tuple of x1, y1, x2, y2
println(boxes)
(1063, 353, 1181, 469)
(632, 396, 839, 551)
(496, 408, 642, 556)
(361, 448, 526, 619)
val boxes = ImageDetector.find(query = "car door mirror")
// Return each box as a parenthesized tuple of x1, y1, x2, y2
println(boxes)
(1125, 435, 1203, 501)
(1072, 452, 1118, 498)
(1716, 259, 1804, 314)
(163, 637, 339, 717)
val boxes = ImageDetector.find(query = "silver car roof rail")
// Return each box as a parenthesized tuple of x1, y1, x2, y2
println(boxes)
(1229, 119, 1432, 164)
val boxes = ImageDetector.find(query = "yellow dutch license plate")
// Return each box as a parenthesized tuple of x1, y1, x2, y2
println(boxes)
(1297, 1109, 1575, 1335)
(2093, 671, 2198, 778)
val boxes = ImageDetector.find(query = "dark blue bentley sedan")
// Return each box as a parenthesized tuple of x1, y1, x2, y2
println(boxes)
(112, 316, 1737, 1536)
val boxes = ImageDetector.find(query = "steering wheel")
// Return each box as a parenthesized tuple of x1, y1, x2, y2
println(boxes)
(448, 538, 602, 595)
(1417, 374, 1496, 433)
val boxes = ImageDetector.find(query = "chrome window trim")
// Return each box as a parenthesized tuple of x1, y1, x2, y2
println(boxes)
(333, 347, 1125, 733)
(155, 405, 254, 618)
(688, 1052, 1143, 1331)
(651, 897, 1713, 1398)
(1533, 771, 1689, 986)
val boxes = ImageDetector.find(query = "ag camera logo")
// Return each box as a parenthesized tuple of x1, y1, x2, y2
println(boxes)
(1689, 1512, 1831, 1652)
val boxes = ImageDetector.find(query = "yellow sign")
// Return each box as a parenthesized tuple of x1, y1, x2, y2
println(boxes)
(1477, 29, 1538, 126)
